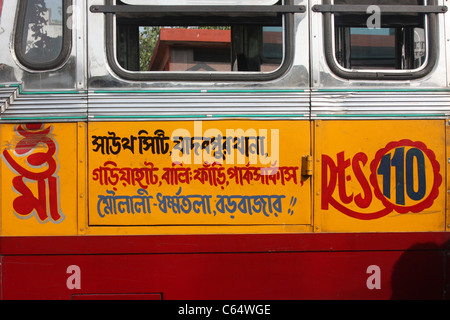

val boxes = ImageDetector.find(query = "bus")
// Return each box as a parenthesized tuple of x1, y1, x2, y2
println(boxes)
(0, 0, 449, 300)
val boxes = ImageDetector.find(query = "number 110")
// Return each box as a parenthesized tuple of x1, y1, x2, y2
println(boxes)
(377, 147, 426, 205)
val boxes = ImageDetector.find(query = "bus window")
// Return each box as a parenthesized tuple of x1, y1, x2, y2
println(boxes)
(335, 27, 426, 70)
(314, 0, 446, 80)
(92, 0, 302, 81)
(133, 26, 282, 73)
(14, 0, 72, 71)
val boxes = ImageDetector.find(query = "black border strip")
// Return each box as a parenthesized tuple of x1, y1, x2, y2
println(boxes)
(91, 4, 305, 14)
(313, 4, 447, 14)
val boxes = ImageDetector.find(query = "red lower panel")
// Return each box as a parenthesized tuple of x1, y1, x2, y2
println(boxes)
(1, 249, 446, 300)
(72, 293, 162, 300)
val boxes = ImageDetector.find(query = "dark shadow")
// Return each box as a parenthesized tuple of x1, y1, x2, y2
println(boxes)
(391, 241, 450, 300)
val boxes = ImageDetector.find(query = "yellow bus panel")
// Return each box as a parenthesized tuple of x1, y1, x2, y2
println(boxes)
(315, 120, 446, 232)
(87, 120, 312, 229)
(0, 123, 78, 236)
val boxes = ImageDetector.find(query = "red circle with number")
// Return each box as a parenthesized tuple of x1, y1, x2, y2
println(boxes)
(369, 140, 441, 214)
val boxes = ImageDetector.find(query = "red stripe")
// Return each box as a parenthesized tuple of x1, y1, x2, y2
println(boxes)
(1, 232, 449, 255)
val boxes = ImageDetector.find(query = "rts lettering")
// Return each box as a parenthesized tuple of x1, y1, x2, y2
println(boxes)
(322, 151, 372, 211)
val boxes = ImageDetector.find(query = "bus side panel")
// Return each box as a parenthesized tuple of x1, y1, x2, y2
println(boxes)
(0, 123, 79, 236)
(315, 119, 446, 233)
(86, 120, 312, 235)
(0, 234, 448, 300)
(447, 120, 450, 233)
(447, 251, 450, 300)
(0, 255, 2, 301)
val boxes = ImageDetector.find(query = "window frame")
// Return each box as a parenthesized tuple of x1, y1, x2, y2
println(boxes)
(93, 0, 302, 81)
(14, 0, 73, 71)
(314, 0, 447, 80)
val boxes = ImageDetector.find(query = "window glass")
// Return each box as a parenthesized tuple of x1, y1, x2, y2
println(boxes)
(314, 0, 444, 79)
(332, 0, 427, 71)
(119, 25, 283, 73)
(349, 28, 396, 69)
(22, 0, 64, 64)
(138, 27, 231, 72)
(335, 26, 426, 70)
(133, 26, 283, 71)
(15, 0, 72, 70)
(263, 26, 283, 62)
(103, 0, 293, 80)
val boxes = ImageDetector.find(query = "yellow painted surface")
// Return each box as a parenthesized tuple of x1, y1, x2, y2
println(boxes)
(447, 121, 450, 232)
(0, 123, 78, 236)
(315, 120, 446, 232)
(77, 122, 88, 234)
(87, 121, 312, 230)
(1, 119, 446, 236)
